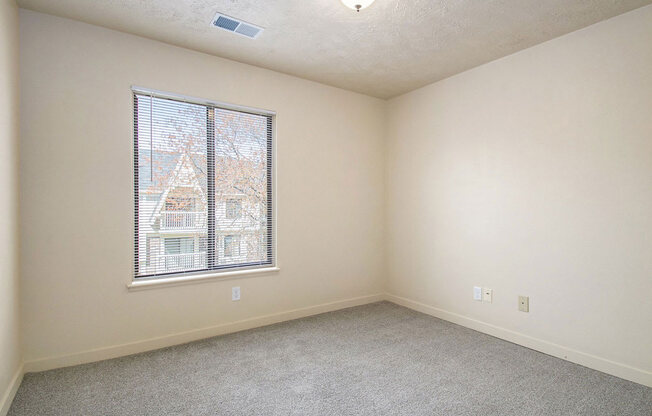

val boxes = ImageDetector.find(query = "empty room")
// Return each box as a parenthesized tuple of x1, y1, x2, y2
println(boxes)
(1, 0, 651, 414)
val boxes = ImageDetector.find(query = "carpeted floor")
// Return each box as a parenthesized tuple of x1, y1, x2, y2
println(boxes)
(8, 301, 652, 415)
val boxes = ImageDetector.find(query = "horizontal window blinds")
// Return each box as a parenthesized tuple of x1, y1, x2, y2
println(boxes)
(134, 90, 273, 279)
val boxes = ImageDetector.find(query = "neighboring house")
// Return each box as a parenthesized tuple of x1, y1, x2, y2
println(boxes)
(137, 149, 267, 276)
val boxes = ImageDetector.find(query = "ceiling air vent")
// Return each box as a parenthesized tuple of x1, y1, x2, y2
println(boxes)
(212, 13, 263, 39)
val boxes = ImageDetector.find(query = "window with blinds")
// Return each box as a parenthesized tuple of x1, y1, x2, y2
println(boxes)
(133, 88, 274, 279)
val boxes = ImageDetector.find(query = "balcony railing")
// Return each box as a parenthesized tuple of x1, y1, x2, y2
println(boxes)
(148, 252, 207, 273)
(161, 211, 206, 230)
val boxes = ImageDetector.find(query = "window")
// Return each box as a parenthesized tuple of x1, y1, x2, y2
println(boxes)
(225, 199, 242, 219)
(223, 235, 240, 257)
(133, 88, 274, 279)
(164, 237, 195, 254)
(163, 237, 199, 272)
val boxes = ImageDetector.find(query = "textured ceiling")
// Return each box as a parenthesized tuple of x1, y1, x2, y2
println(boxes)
(16, 0, 652, 98)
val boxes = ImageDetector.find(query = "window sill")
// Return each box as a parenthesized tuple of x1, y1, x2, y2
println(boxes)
(127, 267, 280, 292)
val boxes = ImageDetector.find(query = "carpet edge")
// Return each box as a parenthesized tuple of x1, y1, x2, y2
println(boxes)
(23, 293, 385, 373)
(385, 293, 652, 388)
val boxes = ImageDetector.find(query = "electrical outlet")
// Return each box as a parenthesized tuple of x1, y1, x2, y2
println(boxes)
(473, 286, 482, 301)
(483, 288, 492, 303)
(232, 286, 241, 301)
(518, 295, 529, 312)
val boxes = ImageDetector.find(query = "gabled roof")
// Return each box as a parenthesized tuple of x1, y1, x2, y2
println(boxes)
(139, 149, 206, 194)
(150, 153, 208, 222)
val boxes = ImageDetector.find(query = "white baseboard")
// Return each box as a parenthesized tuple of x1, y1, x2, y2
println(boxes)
(0, 363, 23, 416)
(19, 292, 651, 390)
(24, 293, 385, 373)
(385, 293, 652, 388)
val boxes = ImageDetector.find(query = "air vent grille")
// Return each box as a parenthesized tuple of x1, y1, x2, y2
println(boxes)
(212, 13, 263, 39)
(235, 23, 262, 38)
(214, 16, 240, 32)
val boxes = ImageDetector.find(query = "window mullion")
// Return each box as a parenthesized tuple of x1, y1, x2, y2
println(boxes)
(207, 107, 216, 270)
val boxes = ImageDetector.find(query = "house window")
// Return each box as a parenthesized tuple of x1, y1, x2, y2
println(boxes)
(133, 88, 274, 278)
(224, 235, 240, 257)
(163, 237, 197, 272)
(164, 237, 195, 254)
(225, 199, 242, 219)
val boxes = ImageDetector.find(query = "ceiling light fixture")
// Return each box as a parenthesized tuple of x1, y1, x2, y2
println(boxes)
(341, 0, 375, 12)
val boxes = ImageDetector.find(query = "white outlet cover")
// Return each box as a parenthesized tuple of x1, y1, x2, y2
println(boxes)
(473, 286, 482, 301)
(483, 288, 492, 303)
(232, 286, 241, 301)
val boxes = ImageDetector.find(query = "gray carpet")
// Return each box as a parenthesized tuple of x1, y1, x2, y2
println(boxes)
(8, 302, 652, 415)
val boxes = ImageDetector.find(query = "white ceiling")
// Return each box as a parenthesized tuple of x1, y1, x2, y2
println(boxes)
(16, 0, 652, 98)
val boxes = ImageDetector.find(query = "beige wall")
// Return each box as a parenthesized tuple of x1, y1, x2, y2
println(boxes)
(386, 4, 652, 378)
(0, 0, 21, 410)
(19, 9, 385, 363)
(16, 2, 652, 386)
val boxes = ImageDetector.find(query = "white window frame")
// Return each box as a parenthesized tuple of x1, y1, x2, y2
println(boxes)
(128, 87, 278, 291)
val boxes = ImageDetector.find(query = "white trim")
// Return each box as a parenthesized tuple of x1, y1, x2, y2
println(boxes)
(127, 266, 280, 291)
(23, 293, 385, 373)
(385, 293, 652, 388)
(16, 293, 651, 388)
(0, 363, 23, 416)
(131, 86, 275, 116)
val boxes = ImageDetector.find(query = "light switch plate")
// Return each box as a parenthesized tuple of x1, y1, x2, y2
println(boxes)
(483, 288, 492, 303)
(232, 286, 241, 301)
(473, 286, 482, 301)
(518, 296, 529, 312)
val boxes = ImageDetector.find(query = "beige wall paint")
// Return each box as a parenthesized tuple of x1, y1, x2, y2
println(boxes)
(387, 4, 652, 376)
(0, 0, 21, 409)
(19, 9, 385, 362)
(16, 2, 652, 387)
